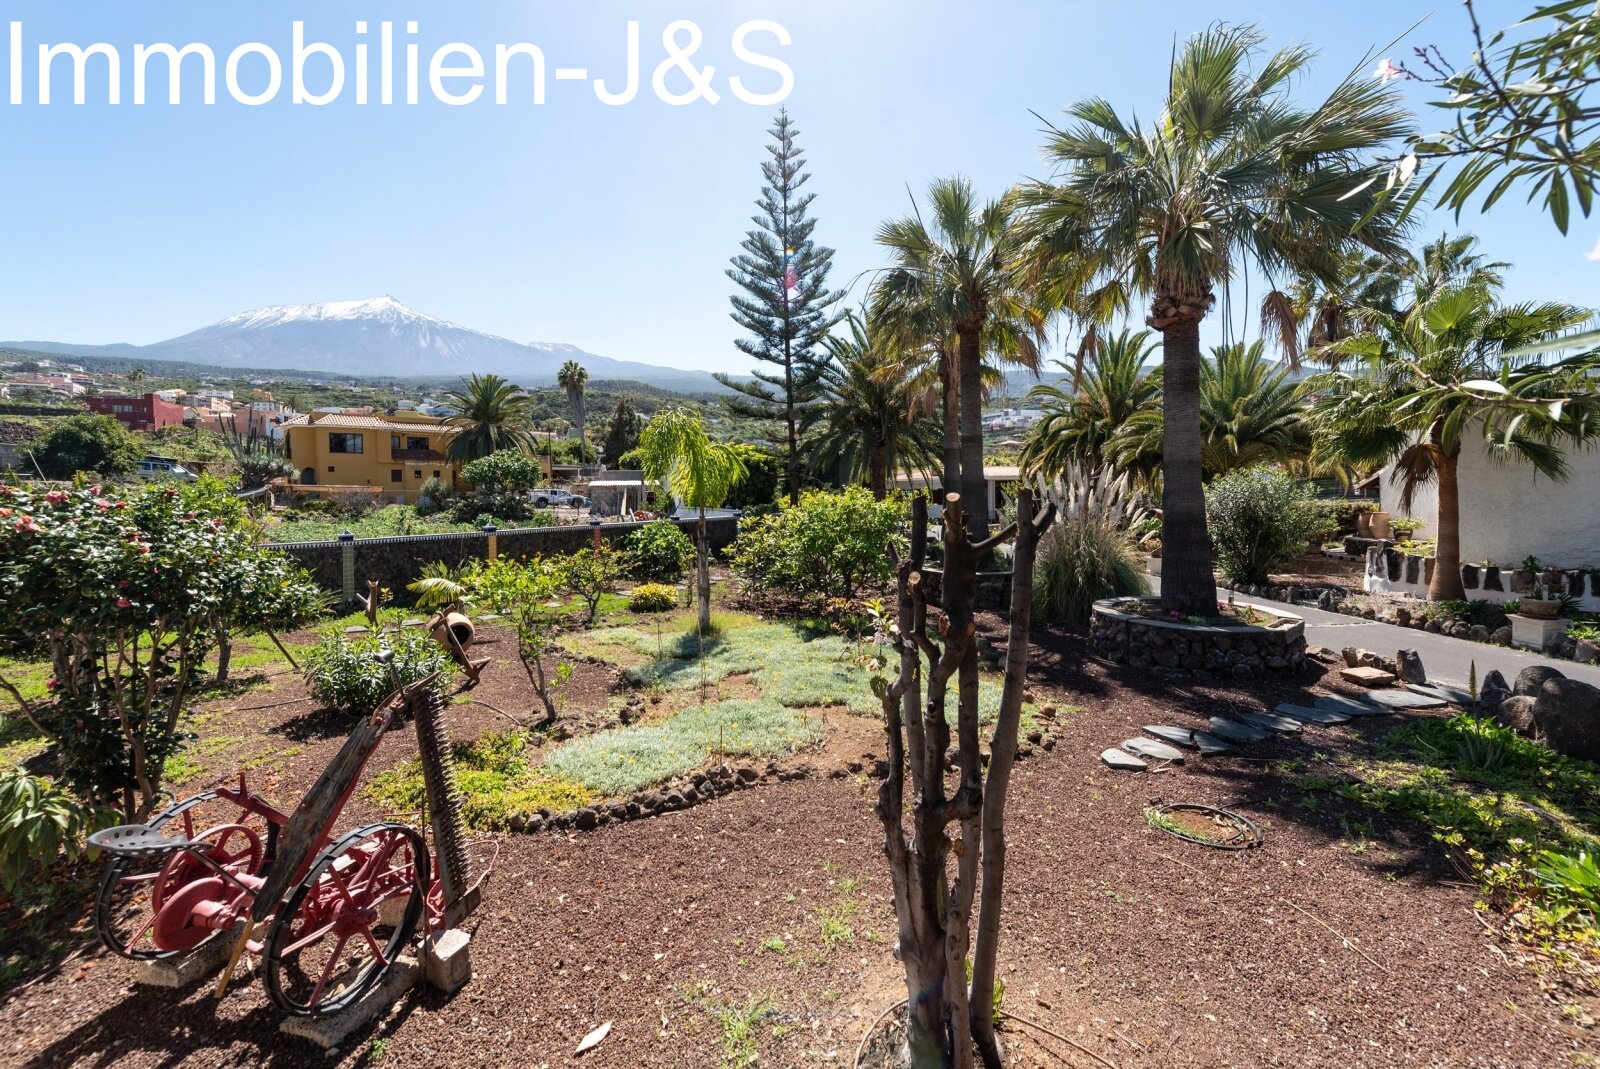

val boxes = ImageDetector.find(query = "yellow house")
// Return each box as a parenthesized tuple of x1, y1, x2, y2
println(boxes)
(282, 412, 461, 505)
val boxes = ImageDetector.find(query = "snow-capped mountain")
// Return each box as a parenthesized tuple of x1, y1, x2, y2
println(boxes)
(6, 297, 724, 392)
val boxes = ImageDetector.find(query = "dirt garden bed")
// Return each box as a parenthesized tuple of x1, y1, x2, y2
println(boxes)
(1, 601, 1596, 1068)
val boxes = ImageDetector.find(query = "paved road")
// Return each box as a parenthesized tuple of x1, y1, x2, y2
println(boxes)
(1147, 575, 1600, 690)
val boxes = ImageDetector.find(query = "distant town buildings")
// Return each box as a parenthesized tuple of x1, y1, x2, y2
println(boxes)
(87, 392, 187, 431)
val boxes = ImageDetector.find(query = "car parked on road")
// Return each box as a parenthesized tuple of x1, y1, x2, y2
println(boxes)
(530, 488, 586, 508)
(132, 458, 199, 482)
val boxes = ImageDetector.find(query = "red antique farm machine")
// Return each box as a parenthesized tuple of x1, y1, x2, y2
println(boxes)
(88, 654, 483, 1016)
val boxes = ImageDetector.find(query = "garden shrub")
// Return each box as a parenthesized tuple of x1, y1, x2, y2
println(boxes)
(304, 627, 455, 713)
(628, 583, 678, 613)
(1032, 512, 1151, 629)
(542, 698, 823, 797)
(366, 730, 594, 829)
(731, 487, 906, 602)
(621, 519, 695, 582)
(559, 544, 624, 623)
(0, 482, 324, 824)
(459, 449, 544, 494)
(1204, 468, 1323, 586)
(30, 413, 140, 479)
(0, 766, 115, 892)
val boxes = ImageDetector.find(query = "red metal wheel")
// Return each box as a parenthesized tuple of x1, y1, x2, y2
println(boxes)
(262, 822, 428, 1016)
(95, 792, 271, 960)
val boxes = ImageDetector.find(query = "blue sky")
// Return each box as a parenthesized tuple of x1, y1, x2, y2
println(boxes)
(0, 0, 1592, 377)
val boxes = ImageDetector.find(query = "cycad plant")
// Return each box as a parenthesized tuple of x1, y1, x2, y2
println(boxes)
(1014, 23, 1412, 614)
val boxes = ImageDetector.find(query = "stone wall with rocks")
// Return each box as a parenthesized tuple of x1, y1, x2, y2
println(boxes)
(1362, 546, 1600, 613)
(272, 516, 739, 601)
(1089, 598, 1308, 680)
(916, 567, 1013, 613)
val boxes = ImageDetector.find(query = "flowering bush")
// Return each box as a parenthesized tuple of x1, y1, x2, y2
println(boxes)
(0, 481, 325, 823)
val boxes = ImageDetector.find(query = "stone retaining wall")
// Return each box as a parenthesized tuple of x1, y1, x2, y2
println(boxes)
(1089, 597, 1307, 680)
(1362, 546, 1600, 612)
(916, 567, 1013, 613)
(272, 516, 739, 603)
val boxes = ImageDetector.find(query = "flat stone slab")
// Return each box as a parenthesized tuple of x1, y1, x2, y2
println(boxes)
(1314, 694, 1386, 717)
(1363, 689, 1447, 710)
(1208, 717, 1270, 743)
(1340, 666, 1397, 687)
(135, 924, 243, 988)
(280, 955, 419, 1051)
(1408, 683, 1472, 705)
(1190, 731, 1233, 756)
(1143, 725, 1198, 748)
(1229, 710, 1303, 734)
(1101, 748, 1147, 771)
(1122, 738, 1186, 763)
(1274, 703, 1351, 725)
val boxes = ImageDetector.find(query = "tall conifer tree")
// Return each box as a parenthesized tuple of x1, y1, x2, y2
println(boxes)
(718, 110, 845, 505)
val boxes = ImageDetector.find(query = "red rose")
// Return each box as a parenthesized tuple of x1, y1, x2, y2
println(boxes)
(117, 597, 131, 608)
(43, 491, 64, 505)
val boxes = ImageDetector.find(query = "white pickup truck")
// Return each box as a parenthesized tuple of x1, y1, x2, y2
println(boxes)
(530, 488, 587, 508)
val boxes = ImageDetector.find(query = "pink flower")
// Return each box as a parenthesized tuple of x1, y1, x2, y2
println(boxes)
(93, 498, 112, 510)
(43, 491, 64, 505)
(15, 516, 40, 532)
(137, 543, 151, 554)
(89, 485, 101, 495)
(46, 678, 58, 690)
(117, 597, 131, 608)
(1373, 58, 1403, 84)
(0, 508, 9, 519)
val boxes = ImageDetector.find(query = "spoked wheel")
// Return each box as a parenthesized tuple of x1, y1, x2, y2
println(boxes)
(95, 792, 272, 960)
(263, 822, 428, 1016)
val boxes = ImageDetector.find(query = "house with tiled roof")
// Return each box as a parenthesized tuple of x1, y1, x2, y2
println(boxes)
(281, 410, 462, 505)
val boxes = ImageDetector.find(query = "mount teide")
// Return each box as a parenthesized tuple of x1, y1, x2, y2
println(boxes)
(6, 297, 726, 393)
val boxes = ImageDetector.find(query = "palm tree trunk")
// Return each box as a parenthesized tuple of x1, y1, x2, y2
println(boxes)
(869, 441, 887, 500)
(1427, 444, 1465, 601)
(696, 506, 712, 634)
(1156, 311, 1216, 615)
(941, 352, 960, 503)
(956, 325, 988, 543)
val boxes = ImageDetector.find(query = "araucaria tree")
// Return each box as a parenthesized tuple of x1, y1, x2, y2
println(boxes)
(719, 109, 845, 505)
(1015, 24, 1412, 615)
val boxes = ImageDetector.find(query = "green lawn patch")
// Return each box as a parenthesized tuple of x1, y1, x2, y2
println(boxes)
(543, 698, 824, 798)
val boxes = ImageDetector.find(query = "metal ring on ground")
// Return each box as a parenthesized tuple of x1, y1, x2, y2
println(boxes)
(1146, 802, 1264, 850)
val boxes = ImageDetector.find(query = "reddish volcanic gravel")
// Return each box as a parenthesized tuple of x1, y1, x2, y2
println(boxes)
(1, 628, 1593, 1068)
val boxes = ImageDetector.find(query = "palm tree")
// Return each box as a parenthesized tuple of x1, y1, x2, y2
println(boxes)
(1260, 235, 1506, 365)
(1309, 280, 1596, 601)
(1014, 24, 1412, 614)
(1021, 328, 1160, 479)
(803, 312, 942, 498)
(557, 360, 589, 463)
(873, 177, 1045, 541)
(1111, 342, 1312, 480)
(441, 373, 537, 463)
(632, 408, 749, 634)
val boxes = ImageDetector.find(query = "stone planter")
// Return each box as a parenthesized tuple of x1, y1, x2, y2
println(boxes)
(1521, 598, 1562, 620)
(1088, 596, 1307, 680)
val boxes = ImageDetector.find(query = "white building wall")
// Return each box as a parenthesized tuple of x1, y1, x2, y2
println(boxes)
(1378, 432, 1600, 569)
